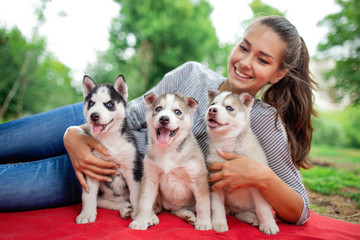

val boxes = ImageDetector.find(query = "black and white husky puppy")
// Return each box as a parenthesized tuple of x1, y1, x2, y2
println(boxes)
(129, 93, 212, 231)
(205, 90, 279, 235)
(76, 75, 143, 224)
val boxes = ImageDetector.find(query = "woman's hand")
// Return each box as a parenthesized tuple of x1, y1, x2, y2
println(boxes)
(208, 149, 303, 223)
(63, 126, 118, 192)
(208, 150, 269, 194)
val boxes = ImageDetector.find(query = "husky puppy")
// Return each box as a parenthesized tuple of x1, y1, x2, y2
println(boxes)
(205, 90, 279, 235)
(129, 93, 212, 230)
(76, 75, 143, 224)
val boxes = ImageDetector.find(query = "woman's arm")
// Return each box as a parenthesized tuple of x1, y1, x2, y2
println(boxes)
(63, 125, 118, 191)
(208, 150, 303, 224)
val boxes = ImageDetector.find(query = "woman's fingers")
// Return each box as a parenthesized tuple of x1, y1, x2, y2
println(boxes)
(75, 170, 89, 192)
(216, 149, 242, 160)
(208, 170, 222, 183)
(208, 161, 223, 171)
(64, 126, 118, 187)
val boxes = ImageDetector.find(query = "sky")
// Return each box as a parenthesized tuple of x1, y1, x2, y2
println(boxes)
(0, 0, 340, 82)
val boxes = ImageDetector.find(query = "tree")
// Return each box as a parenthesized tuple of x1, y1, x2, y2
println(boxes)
(86, 0, 229, 99)
(0, 0, 82, 121)
(317, 0, 360, 105)
(0, 26, 81, 121)
(248, 0, 285, 19)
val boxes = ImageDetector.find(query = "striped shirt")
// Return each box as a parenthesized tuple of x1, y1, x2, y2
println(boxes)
(126, 61, 310, 225)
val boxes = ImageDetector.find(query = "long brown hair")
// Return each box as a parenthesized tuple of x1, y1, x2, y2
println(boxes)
(249, 16, 318, 169)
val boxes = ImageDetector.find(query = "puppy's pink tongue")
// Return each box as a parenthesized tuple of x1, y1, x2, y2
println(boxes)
(93, 123, 103, 134)
(158, 128, 170, 146)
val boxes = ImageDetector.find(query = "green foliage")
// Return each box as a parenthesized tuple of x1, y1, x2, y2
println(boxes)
(301, 166, 360, 206)
(338, 105, 360, 147)
(309, 144, 360, 164)
(248, 0, 285, 19)
(87, 0, 229, 99)
(312, 106, 360, 148)
(0, 26, 82, 120)
(312, 115, 346, 147)
(317, 0, 360, 104)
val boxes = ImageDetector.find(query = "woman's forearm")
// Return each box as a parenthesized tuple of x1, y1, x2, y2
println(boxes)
(256, 166, 303, 224)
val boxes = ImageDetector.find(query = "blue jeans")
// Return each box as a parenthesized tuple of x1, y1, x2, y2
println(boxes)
(0, 103, 85, 211)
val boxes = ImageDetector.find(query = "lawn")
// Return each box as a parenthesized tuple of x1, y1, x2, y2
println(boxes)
(302, 144, 360, 206)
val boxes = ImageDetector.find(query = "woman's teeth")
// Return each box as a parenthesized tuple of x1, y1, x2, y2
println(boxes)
(235, 68, 251, 79)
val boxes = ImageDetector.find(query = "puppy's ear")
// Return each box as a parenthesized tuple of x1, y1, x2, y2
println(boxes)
(208, 89, 219, 103)
(83, 75, 96, 98)
(239, 92, 254, 109)
(185, 97, 198, 112)
(144, 93, 158, 106)
(114, 75, 128, 101)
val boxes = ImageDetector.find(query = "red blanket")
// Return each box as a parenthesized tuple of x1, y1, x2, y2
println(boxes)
(1, 204, 359, 240)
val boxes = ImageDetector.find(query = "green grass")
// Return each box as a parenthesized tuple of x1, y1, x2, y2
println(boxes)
(309, 144, 360, 164)
(302, 144, 360, 206)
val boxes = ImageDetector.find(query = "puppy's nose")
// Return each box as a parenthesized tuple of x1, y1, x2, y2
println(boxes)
(209, 107, 217, 115)
(91, 113, 100, 122)
(159, 116, 169, 125)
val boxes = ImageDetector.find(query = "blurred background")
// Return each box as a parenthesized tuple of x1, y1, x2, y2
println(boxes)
(0, 0, 359, 221)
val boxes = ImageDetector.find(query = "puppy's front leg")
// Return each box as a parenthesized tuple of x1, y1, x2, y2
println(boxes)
(76, 177, 99, 224)
(124, 174, 141, 219)
(190, 176, 212, 230)
(211, 189, 228, 232)
(250, 188, 279, 235)
(129, 161, 159, 230)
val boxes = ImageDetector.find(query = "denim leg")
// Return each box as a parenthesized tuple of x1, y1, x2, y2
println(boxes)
(0, 103, 84, 211)
(0, 103, 85, 163)
(0, 154, 82, 211)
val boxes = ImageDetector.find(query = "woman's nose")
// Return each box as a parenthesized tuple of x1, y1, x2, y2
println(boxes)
(240, 57, 251, 70)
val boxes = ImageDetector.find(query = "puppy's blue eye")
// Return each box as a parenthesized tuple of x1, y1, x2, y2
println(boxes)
(226, 106, 233, 111)
(105, 101, 114, 108)
(89, 101, 95, 107)
(174, 109, 181, 115)
(156, 107, 162, 112)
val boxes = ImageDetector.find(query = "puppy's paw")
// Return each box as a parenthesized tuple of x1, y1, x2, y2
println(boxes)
(154, 203, 163, 215)
(173, 210, 196, 226)
(129, 219, 149, 230)
(119, 202, 133, 220)
(76, 211, 97, 224)
(212, 221, 229, 232)
(148, 213, 160, 227)
(235, 211, 259, 226)
(195, 219, 212, 231)
(259, 222, 279, 235)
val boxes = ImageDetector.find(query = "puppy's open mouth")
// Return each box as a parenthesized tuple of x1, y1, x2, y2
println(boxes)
(156, 127, 179, 146)
(92, 119, 113, 134)
(207, 117, 226, 129)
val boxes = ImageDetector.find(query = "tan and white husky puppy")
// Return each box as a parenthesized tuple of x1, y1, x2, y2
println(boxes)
(205, 90, 279, 235)
(129, 93, 212, 231)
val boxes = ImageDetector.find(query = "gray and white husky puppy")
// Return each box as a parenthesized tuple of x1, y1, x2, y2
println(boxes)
(76, 75, 143, 224)
(205, 90, 279, 235)
(129, 93, 212, 230)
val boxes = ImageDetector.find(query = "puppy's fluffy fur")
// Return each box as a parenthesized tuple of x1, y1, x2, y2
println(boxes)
(129, 93, 211, 230)
(205, 90, 279, 235)
(76, 75, 143, 224)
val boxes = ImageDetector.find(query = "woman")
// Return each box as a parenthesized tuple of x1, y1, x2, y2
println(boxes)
(0, 16, 317, 225)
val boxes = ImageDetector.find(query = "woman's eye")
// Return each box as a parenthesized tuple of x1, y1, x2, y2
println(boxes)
(174, 109, 182, 115)
(240, 44, 247, 52)
(226, 106, 234, 111)
(156, 107, 162, 112)
(259, 58, 269, 64)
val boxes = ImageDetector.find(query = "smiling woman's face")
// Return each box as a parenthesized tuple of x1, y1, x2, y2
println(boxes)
(225, 24, 288, 96)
